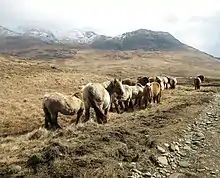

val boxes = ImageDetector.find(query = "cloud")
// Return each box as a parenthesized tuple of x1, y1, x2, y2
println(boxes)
(0, 0, 220, 56)
(173, 10, 220, 56)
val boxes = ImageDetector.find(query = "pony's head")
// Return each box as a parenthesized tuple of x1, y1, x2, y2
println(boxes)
(112, 78, 124, 96)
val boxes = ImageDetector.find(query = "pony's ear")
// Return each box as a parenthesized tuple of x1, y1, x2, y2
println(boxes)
(114, 78, 117, 83)
(119, 78, 122, 82)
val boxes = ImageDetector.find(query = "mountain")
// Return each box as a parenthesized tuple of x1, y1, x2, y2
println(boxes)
(0, 25, 195, 56)
(0, 26, 20, 37)
(54, 30, 100, 44)
(91, 29, 186, 51)
(18, 27, 59, 43)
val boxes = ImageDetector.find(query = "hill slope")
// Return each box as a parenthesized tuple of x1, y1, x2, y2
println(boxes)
(0, 51, 220, 177)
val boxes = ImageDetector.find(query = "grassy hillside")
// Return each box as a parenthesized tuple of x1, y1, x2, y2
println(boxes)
(1, 50, 220, 177)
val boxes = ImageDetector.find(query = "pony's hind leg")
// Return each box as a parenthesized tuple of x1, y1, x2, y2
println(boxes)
(84, 105, 90, 123)
(95, 110, 103, 124)
(109, 102, 114, 112)
(129, 100, 134, 111)
(103, 107, 110, 123)
(114, 102, 120, 114)
(51, 113, 61, 130)
(138, 96, 142, 109)
(153, 96, 156, 103)
(43, 106, 51, 129)
(134, 98, 138, 106)
(124, 100, 129, 111)
(157, 93, 161, 104)
(75, 108, 84, 125)
(118, 101, 124, 110)
(143, 97, 147, 109)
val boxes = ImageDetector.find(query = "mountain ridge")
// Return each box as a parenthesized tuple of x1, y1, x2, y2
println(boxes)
(0, 25, 218, 60)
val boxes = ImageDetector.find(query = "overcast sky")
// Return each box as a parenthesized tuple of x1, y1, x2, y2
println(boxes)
(0, 0, 220, 56)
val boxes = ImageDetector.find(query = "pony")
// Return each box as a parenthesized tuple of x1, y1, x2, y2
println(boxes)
(137, 76, 149, 86)
(82, 78, 124, 124)
(162, 76, 169, 89)
(142, 83, 152, 108)
(42, 92, 84, 130)
(109, 92, 121, 114)
(116, 84, 133, 112)
(115, 83, 144, 111)
(197, 75, 205, 82)
(150, 82, 162, 103)
(149, 77, 155, 83)
(155, 76, 165, 90)
(194, 77, 201, 90)
(132, 83, 145, 107)
(169, 77, 177, 89)
(122, 79, 136, 86)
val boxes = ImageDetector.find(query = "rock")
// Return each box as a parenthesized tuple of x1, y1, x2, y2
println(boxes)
(157, 146, 166, 154)
(10, 165, 22, 173)
(166, 173, 171, 177)
(169, 173, 185, 178)
(164, 143, 169, 147)
(185, 139, 191, 144)
(211, 171, 216, 174)
(192, 141, 202, 147)
(142, 172, 151, 177)
(197, 168, 205, 172)
(159, 169, 166, 174)
(179, 161, 190, 168)
(169, 143, 179, 152)
(157, 156, 168, 166)
(118, 162, 124, 170)
(171, 164, 177, 170)
(156, 173, 162, 178)
(206, 121, 212, 125)
(132, 168, 143, 175)
(193, 132, 205, 141)
(129, 162, 137, 169)
(169, 144, 176, 152)
(179, 152, 186, 157)
(206, 112, 212, 115)
(183, 145, 191, 150)
(174, 145, 180, 152)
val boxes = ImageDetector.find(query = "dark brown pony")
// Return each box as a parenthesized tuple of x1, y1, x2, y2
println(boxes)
(142, 83, 152, 108)
(122, 79, 136, 86)
(168, 76, 177, 89)
(137, 76, 149, 86)
(197, 75, 205, 82)
(194, 77, 201, 90)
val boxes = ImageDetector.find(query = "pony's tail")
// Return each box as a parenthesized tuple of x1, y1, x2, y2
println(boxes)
(87, 91, 107, 124)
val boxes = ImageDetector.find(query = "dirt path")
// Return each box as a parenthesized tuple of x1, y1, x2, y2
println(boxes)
(130, 94, 220, 178)
(173, 93, 220, 178)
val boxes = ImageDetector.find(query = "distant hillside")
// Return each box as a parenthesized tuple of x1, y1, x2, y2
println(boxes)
(0, 36, 47, 52)
(0, 25, 202, 59)
(91, 29, 186, 51)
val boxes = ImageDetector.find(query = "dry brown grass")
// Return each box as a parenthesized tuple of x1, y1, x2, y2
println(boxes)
(1, 50, 220, 177)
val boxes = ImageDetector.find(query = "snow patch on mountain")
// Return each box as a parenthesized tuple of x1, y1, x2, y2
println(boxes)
(54, 30, 101, 44)
(0, 26, 20, 37)
(18, 27, 59, 43)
